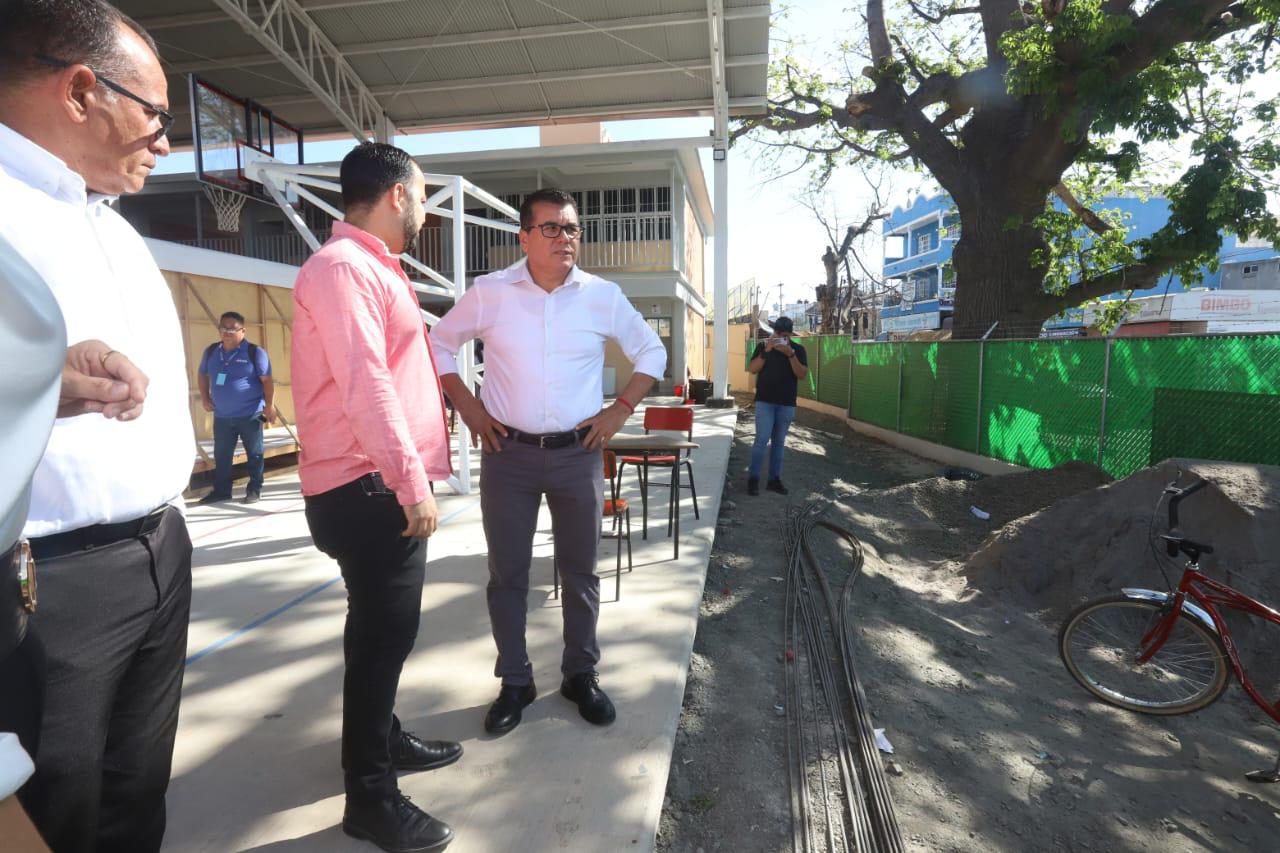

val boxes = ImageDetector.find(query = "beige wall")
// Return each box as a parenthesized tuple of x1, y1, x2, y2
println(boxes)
(686, 304, 706, 381)
(163, 271, 295, 442)
(684, 199, 704, 298)
(726, 322, 756, 394)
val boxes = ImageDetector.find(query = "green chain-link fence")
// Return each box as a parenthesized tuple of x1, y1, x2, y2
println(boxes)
(791, 333, 1280, 478)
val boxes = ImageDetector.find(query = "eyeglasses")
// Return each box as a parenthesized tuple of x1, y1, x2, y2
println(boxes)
(524, 222, 582, 240)
(219, 326, 244, 333)
(34, 55, 174, 140)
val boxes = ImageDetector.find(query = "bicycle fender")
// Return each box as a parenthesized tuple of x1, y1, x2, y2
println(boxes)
(1120, 588, 1219, 636)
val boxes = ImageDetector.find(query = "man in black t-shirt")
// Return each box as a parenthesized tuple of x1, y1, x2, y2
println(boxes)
(746, 317, 809, 496)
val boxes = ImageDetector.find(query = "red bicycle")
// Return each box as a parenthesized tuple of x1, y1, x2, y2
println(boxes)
(1058, 472, 1280, 783)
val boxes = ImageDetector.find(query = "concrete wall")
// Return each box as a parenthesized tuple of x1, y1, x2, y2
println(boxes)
(684, 198, 704, 298)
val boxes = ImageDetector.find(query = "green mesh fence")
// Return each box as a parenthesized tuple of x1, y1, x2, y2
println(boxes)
(1102, 335, 1280, 477)
(899, 342, 982, 450)
(979, 338, 1107, 468)
(850, 342, 901, 429)
(789, 333, 1280, 478)
(817, 336, 853, 408)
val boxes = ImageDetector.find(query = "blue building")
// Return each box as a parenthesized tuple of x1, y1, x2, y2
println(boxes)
(879, 192, 1278, 335)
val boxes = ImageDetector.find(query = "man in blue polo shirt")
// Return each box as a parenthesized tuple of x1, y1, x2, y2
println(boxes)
(197, 311, 275, 504)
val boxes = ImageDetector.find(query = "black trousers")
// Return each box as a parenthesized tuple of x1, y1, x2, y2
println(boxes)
(304, 476, 427, 805)
(20, 507, 192, 853)
(0, 630, 45, 761)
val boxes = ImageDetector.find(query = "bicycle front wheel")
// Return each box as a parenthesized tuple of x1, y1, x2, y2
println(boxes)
(1059, 595, 1229, 715)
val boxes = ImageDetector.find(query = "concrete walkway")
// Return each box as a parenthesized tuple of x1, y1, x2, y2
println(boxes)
(163, 404, 735, 852)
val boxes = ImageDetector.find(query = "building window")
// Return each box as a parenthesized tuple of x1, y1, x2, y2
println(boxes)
(916, 233, 932, 254)
(1243, 263, 1259, 278)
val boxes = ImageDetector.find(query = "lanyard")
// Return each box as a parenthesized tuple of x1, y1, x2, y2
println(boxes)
(218, 344, 240, 369)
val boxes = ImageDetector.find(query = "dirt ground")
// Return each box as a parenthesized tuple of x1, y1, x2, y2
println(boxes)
(657, 395, 1280, 852)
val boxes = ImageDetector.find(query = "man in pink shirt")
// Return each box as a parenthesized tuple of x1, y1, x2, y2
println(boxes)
(292, 142, 456, 853)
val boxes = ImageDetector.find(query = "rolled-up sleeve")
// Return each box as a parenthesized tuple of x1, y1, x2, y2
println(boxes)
(611, 288, 667, 379)
(301, 261, 429, 505)
(428, 285, 483, 376)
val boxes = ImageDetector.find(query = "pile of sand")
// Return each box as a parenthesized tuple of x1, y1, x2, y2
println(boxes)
(962, 458, 1280, 684)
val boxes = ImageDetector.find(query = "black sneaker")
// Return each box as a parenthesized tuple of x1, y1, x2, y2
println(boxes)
(198, 491, 231, 505)
(242, 490, 261, 504)
(747, 477, 760, 496)
(767, 479, 789, 495)
(483, 682, 537, 735)
(342, 793, 453, 852)
(560, 671, 616, 726)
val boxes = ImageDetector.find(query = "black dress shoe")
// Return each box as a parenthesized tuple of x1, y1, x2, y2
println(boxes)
(484, 682, 536, 735)
(343, 793, 453, 852)
(747, 477, 760, 496)
(392, 732, 462, 772)
(767, 479, 789, 495)
(242, 490, 261, 504)
(560, 671, 616, 726)
(198, 491, 231, 505)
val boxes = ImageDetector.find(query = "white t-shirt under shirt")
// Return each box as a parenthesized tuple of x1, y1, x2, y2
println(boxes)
(0, 122, 193, 537)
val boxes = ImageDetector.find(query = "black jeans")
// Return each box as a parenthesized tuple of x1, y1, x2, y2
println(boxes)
(21, 507, 192, 853)
(304, 476, 427, 805)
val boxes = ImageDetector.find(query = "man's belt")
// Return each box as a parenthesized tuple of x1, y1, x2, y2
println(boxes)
(29, 506, 170, 562)
(1, 540, 34, 661)
(504, 425, 591, 450)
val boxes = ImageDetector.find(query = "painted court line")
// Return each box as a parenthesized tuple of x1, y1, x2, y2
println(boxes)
(186, 498, 481, 666)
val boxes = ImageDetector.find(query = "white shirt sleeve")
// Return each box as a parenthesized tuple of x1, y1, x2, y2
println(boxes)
(0, 733, 35, 799)
(611, 287, 667, 380)
(429, 284, 484, 377)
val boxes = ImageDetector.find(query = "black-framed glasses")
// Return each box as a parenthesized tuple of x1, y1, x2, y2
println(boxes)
(219, 325, 244, 333)
(524, 222, 582, 240)
(34, 54, 174, 140)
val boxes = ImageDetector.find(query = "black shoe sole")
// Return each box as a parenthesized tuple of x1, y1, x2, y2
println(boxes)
(393, 745, 464, 773)
(341, 823, 453, 852)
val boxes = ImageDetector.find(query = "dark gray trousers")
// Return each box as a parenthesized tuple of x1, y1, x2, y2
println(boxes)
(480, 435, 603, 686)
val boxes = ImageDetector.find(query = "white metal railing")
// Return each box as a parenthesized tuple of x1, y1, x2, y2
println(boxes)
(243, 150, 521, 495)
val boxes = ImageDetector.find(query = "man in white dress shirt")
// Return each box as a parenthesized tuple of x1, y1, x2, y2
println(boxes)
(432, 188, 666, 736)
(0, 2, 193, 850)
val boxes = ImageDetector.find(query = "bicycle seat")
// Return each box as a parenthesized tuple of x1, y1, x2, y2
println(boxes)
(1160, 534, 1214, 558)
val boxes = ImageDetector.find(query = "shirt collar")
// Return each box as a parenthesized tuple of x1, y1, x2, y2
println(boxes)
(0, 121, 104, 207)
(333, 220, 397, 260)
(511, 256, 589, 292)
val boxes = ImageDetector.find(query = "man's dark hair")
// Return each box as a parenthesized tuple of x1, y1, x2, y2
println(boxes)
(519, 188, 578, 229)
(340, 142, 417, 210)
(220, 311, 245, 326)
(0, 0, 160, 86)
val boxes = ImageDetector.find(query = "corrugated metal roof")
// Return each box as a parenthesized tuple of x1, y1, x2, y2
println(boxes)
(118, 0, 771, 145)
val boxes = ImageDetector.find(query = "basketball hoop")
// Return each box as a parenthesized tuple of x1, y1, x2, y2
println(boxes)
(203, 184, 247, 233)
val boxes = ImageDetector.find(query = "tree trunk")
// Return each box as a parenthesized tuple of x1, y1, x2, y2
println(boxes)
(949, 199, 1054, 340)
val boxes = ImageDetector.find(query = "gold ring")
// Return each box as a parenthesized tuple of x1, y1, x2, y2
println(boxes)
(100, 349, 119, 370)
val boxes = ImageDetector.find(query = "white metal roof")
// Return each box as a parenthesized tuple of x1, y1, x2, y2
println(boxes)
(116, 0, 770, 147)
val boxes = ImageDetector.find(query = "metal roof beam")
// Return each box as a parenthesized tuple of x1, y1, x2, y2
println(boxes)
(141, 0, 441, 30)
(160, 5, 771, 74)
(206, 0, 387, 141)
(255, 55, 766, 109)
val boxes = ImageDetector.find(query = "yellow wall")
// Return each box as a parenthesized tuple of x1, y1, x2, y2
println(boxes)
(163, 271, 295, 442)
(684, 200, 704, 297)
(726, 322, 756, 394)
(686, 304, 706, 382)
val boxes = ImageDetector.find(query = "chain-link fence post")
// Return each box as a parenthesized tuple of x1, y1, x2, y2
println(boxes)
(896, 343, 904, 432)
(975, 322, 998, 453)
(847, 335, 855, 416)
(1096, 321, 1123, 469)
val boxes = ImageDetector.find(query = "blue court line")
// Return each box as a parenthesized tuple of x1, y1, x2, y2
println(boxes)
(186, 498, 481, 666)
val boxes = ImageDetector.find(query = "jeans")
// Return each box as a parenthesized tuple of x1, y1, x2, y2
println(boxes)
(303, 477, 427, 805)
(212, 414, 265, 497)
(748, 401, 796, 481)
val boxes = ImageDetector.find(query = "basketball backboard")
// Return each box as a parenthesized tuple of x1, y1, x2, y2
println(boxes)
(190, 74, 303, 204)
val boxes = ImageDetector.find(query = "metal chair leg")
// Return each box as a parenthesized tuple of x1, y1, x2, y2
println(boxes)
(624, 509, 633, 572)
(685, 459, 699, 519)
(615, 509, 623, 601)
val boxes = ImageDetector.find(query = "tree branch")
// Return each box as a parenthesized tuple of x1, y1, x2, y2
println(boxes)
(905, 0, 982, 24)
(1052, 183, 1114, 236)
(1032, 247, 1198, 315)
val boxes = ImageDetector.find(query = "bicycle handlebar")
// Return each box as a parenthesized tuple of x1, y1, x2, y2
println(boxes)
(1168, 478, 1210, 530)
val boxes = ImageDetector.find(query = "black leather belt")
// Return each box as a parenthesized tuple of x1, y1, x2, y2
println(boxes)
(505, 426, 591, 450)
(29, 506, 170, 562)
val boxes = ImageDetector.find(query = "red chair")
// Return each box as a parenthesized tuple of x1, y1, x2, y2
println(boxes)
(553, 450, 632, 601)
(616, 406, 699, 540)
